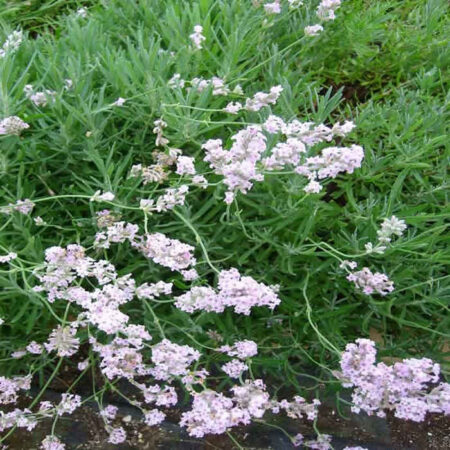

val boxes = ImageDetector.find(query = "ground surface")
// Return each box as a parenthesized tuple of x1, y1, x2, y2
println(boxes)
(6, 389, 450, 449)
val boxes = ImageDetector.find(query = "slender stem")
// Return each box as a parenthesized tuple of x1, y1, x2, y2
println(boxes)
(172, 209, 220, 274)
(0, 194, 141, 211)
(29, 357, 64, 409)
(226, 431, 244, 450)
(302, 275, 341, 357)
(143, 299, 166, 338)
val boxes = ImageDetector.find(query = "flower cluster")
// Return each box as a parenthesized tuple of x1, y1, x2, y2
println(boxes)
(169, 75, 241, 97)
(175, 268, 280, 315)
(133, 232, 196, 271)
(76, 7, 88, 18)
(100, 404, 118, 422)
(0, 116, 29, 136)
(202, 115, 361, 202)
(0, 375, 31, 405)
(136, 281, 173, 300)
(264, 1, 282, 15)
(221, 359, 249, 378)
(180, 378, 320, 438)
(135, 382, 178, 406)
(223, 85, 283, 114)
(189, 25, 206, 49)
(35, 244, 115, 299)
(276, 396, 321, 421)
(191, 76, 230, 95)
(260, 0, 342, 39)
(304, 434, 333, 449)
(168, 73, 185, 88)
(0, 252, 17, 263)
(219, 340, 258, 359)
(337, 339, 450, 421)
(176, 156, 196, 175)
(93, 220, 197, 273)
(304, 24, 324, 36)
(130, 163, 169, 184)
(90, 190, 115, 202)
(377, 216, 407, 243)
(346, 266, 394, 296)
(295, 144, 364, 193)
(41, 435, 65, 450)
(262, 0, 306, 13)
(180, 380, 269, 437)
(0, 408, 37, 434)
(0, 198, 35, 215)
(343, 447, 368, 450)
(0, 390, 82, 438)
(56, 394, 81, 416)
(0, 30, 23, 58)
(153, 119, 169, 147)
(365, 215, 407, 254)
(140, 185, 189, 213)
(144, 408, 166, 426)
(112, 97, 126, 106)
(203, 126, 266, 203)
(150, 339, 201, 380)
(96, 209, 121, 228)
(316, 0, 342, 21)
(304, 0, 342, 37)
(147, 120, 200, 188)
(94, 334, 150, 380)
(24, 84, 56, 107)
(94, 221, 139, 248)
(108, 427, 126, 444)
(44, 326, 80, 357)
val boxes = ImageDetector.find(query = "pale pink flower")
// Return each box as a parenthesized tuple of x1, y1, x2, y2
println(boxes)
(168, 73, 185, 88)
(100, 405, 118, 422)
(317, 0, 341, 21)
(223, 102, 242, 114)
(134, 232, 196, 271)
(176, 156, 196, 175)
(222, 359, 248, 378)
(304, 24, 324, 36)
(44, 326, 80, 357)
(347, 267, 394, 296)
(77, 359, 89, 371)
(76, 7, 88, 18)
(108, 427, 126, 444)
(144, 409, 166, 426)
(90, 191, 115, 202)
(1, 199, 35, 215)
(56, 394, 81, 416)
(337, 339, 447, 422)
(219, 340, 258, 359)
(26, 341, 43, 354)
(264, 1, 281, 14)
(245, 86, 283, 111)
(150, 339, 200, 380)
(189, 25, 206, 49)
(112, 97, 126, 106)
(0, 30, 23, 58)
(192, 175, 208, 189)
(41, 435, 65, 450)
(0, 252, 17, 263)
(153, 119, 169, 146)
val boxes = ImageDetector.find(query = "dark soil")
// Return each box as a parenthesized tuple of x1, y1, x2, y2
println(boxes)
(4, 389, 450, 449)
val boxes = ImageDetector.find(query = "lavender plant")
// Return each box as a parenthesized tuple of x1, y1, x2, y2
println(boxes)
(0, 0, 449, 448)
